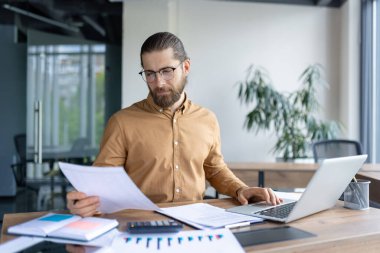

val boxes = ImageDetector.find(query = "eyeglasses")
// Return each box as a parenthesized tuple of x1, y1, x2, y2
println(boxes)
(139, 62, 183, 83)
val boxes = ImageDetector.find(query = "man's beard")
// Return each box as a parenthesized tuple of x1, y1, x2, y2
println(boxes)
(149, 77, 187, 108)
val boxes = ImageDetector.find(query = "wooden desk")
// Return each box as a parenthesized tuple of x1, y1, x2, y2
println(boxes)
(228, 162, 380, 204)
(357, 170, 380, 205)
(2, 199, 380, 252)
(228, 162, 380, 188)
(227, 162, 318, 187)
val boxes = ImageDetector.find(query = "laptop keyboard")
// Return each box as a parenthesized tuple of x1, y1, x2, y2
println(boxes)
(255, 202, 297, 219)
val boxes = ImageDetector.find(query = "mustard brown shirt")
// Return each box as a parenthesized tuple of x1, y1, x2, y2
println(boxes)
(94, 94, 247, 203)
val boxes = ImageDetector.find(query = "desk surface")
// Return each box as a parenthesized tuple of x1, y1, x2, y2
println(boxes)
(227, 162, 380, 203)
(227, 162, 380, 172)
(2, 199, 380, 252)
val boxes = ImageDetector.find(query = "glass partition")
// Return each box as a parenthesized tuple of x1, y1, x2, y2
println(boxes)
(26, 36, 105, 168)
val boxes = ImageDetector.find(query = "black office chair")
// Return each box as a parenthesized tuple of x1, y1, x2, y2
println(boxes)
(11, 134, 27, 186)
(312, 139, 362, 163)
(67, 137, 91, 165)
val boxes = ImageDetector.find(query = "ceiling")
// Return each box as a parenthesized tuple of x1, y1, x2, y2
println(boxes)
(0, 0, 346, 45)
(0, 0, 122, 44)
(220, 0, 346, 7)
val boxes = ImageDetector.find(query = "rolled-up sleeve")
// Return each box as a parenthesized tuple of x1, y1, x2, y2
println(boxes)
(204, 117, 247, 198)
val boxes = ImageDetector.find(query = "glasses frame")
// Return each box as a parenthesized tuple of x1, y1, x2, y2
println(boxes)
(138, 61, 183, 83)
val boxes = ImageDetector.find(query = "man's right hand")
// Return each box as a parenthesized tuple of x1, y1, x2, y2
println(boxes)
(66, 191, 100, 217)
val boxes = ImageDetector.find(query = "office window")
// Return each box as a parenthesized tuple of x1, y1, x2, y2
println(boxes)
(361, 0, 380, 163)
(26, 44, 105, 157)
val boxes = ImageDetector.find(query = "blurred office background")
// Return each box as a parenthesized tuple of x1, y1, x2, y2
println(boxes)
(0, 0, 379, 218)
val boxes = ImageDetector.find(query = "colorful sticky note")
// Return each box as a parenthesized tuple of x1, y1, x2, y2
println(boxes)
(39, 214, 74, 222)
(67, 220, 101, 230)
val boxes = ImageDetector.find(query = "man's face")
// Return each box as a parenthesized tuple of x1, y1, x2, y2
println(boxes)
(141, 48, 190, 108)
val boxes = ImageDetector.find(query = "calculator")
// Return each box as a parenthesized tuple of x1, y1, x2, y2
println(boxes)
(126, 220, 183, 234)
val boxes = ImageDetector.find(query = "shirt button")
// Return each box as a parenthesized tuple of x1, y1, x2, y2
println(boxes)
(174, 141, 178, 146)
(173, 119, 177, 123)
(175, 188, 180, 193)
(175, 165, 179, 170)
(159, 108, 163, 112)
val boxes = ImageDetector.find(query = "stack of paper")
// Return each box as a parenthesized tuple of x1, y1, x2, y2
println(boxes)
(159, 203, 262, 229)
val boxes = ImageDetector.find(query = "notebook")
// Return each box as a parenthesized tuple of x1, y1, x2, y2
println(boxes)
(7, 213, 118, 241)
(227, 155, 367, 223)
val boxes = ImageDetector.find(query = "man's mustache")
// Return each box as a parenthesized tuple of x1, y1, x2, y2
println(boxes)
(154, 87, 172, 93)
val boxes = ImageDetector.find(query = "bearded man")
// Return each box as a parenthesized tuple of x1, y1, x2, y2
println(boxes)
(66, 32, 281, 217)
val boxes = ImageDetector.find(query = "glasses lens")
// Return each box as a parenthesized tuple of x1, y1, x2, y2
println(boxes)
(143, 71, 155, 82)
(160, 68, 174, 80)
(140, 65, 179, 83)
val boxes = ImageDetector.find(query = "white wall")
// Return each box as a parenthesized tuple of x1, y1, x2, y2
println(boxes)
(123, 0, 356, 162)
(339, 0, 361, 140)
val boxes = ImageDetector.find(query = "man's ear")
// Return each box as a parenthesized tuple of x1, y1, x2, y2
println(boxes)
(183, 59, 191, 76)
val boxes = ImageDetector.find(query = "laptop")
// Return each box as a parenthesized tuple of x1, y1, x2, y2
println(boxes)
(227, 155, 368, 223)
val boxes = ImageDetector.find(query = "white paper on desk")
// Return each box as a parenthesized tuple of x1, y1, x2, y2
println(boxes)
(158, 203, 262, 229)
(0, 236, 44, 253)
(112, 228, 245, 253)
(274, 191, 303, 201)
(59, 162, 159, 213)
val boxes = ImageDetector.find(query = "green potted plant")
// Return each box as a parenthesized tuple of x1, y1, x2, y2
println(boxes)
(237, 64, 341, 161)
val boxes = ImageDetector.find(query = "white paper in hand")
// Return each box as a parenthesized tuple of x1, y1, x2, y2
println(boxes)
(59, 162, 159, 213)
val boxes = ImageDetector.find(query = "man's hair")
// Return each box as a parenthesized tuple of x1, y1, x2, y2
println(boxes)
(140, 32, 188, 67)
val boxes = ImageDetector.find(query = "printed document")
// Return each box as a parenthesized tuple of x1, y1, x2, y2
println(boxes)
(159, 203, 262, 229)
(112, 228, 245, 253)
(59, 162, 159, 213)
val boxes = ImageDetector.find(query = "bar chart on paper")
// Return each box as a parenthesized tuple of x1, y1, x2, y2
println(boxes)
(112, 228, 244, 253)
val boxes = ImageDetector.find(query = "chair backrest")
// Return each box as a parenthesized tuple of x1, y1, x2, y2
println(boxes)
(312, 139, 362, 163)
(14, 133, 27, 163)
(70, 138, 89, 153)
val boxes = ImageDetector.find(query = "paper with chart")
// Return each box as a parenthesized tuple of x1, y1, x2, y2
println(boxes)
(59, 162, 159, 213)
(111, 228, 245, 253)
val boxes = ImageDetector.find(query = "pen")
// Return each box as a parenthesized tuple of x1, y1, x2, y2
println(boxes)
(224, 221, 252, 229)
